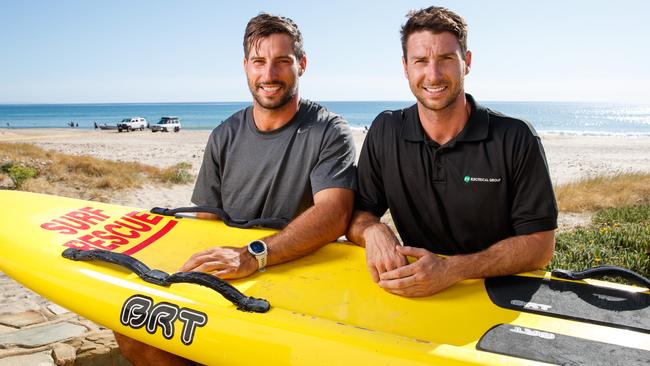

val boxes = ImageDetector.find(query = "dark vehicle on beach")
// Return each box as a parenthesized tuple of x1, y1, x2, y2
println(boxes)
(117, 117, 148, 132)
(99, 123, 118, 130)
(151, 116, 181, 132)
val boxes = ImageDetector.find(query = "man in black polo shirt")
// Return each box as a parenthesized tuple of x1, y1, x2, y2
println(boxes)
(347, 6, 557, 297)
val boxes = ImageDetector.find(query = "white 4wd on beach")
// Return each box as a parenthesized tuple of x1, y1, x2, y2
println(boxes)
(117, 117, 148, 132)
(151, 116, 181, 132)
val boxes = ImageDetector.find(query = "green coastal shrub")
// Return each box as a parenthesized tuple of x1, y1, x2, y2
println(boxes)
(157, 162, 193, 184)
(593, 205, 650, 225)
(2, 163, 38, 189)
(0, 161, 12, 172)
(549, 204, 650, 280)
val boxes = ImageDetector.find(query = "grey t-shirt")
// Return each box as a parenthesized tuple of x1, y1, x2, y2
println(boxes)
(191, 99, 357, 222)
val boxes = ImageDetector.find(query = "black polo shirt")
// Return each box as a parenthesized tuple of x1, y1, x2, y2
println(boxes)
(357, 94, 557, 255)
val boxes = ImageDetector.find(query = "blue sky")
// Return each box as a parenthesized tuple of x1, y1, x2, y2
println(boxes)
(1, 0, 649, 103)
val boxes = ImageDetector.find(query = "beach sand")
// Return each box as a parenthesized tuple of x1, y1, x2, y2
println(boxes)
(2, 128, 649, 211)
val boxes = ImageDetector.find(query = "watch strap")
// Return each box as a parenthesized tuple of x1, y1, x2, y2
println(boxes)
(248, 240, 268, 271)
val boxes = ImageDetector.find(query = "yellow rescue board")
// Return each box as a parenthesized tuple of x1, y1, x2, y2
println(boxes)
(0, 191, 648, 365)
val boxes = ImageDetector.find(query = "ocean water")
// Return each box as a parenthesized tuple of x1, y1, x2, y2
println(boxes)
(1, 100, 649, 135)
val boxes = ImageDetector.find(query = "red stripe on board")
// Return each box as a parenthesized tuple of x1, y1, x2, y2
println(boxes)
(122, 220, 178, 255)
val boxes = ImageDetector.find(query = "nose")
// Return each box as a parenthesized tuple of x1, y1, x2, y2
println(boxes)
(261, 62, 278, 82)
(424, 60, 443, 81)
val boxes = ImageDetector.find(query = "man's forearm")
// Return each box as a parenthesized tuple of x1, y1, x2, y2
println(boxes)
(377, 230, 555, 297)
(446, 230, 556, 282)
(346, 210, 382, 247)
(196, 212, 218, 220)
(264, 189, 353, 266)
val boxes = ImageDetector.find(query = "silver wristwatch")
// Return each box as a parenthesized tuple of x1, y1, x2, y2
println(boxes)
(247, 240, 268, 271)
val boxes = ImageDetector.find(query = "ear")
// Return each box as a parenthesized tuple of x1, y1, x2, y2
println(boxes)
(464, 50, 472, 75)
(402, 56, 408, 79)
(298, 54, 307, 76)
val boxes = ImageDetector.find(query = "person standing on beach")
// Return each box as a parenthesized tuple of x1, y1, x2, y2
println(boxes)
(114, 12, 356, 366)
(347, 6, 557, 297)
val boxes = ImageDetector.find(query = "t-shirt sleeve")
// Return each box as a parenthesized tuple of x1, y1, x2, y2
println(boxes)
(309, 118, 357, 194)
(510, 129, 558, 235)
(355, 114, 389, 218)
(191, 129, 223, 207)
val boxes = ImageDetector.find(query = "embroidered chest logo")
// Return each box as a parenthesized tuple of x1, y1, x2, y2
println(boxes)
(296, 125, 312, 134)
(463, 175, 502, 184)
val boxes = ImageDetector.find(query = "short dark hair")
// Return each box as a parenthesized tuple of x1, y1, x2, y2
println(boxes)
(400, 6, 468, 59)
(243, 13, 304, 60)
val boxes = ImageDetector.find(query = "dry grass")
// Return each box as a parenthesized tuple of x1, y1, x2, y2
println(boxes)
(0, 142, 193, 201)
(555, 173, 650, 213)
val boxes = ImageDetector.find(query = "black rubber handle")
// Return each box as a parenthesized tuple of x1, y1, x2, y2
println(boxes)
(62, 248, 270, 313)
(150, 206, 288, 229)
(166, 272, 270, 313)
(62, 247, 169, 285)
(552, 265, 650, 288)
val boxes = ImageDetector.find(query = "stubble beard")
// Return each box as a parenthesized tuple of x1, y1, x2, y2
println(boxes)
(249, 80, 297, 110)
(413, 77, 465, 113)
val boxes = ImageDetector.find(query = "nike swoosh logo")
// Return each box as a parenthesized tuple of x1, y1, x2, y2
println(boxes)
(297, 127, 310, 134)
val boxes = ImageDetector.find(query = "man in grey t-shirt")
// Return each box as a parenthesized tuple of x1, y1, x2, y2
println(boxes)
(115, 13, 356, 366)
(192, 98, 356, 224)
(180, 14, 357, 279)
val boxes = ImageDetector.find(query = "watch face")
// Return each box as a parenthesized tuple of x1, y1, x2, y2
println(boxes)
(249, 241, 265, 254)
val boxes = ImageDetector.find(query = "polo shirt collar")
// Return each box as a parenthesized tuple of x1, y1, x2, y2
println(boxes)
(401, 93, 489, 144)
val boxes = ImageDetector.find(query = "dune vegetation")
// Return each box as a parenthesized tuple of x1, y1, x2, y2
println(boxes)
(0, 142, 193, 201)
(555, 173, 650, 212)
(552, 175, 650, 279)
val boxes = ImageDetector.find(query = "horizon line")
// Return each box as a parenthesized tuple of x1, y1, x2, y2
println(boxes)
(0, 99, 645, 106)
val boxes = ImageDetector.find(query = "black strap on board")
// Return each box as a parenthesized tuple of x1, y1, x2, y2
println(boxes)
(552, 265, 650, 288)
(61, 248, 270, 313)
(150, 206, 289, 229)
(485, 267, 649, 333)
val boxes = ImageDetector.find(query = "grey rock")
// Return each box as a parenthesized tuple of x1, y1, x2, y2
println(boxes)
(0, 322, 86, 347)
(0, 310, 47, 328)
(0, 350, 55, 365)
(85, 330, 117, 345)
(51, 343, 76, 366)
(47, 304, 70, 316)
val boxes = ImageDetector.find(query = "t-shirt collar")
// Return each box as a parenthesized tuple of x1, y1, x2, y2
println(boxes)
(401, 93, 489, 144)
(247, 98, 307, 137)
